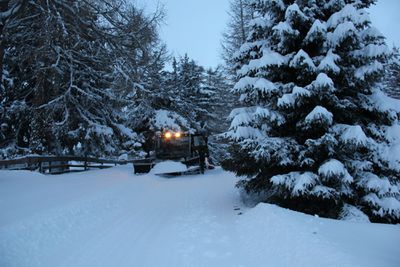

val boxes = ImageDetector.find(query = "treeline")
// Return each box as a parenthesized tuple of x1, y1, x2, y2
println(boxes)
(0, 0, 232, 159)
(1, 0, 399, 223)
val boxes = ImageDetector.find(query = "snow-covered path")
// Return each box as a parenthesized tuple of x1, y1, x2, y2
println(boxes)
(1, 166, 399, 267)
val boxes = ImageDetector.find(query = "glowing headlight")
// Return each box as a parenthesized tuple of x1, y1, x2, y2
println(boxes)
(175, 132, 181, 138)
(165, 132, 172, 139)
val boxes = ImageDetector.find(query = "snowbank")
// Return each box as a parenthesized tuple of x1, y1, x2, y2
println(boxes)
(150, 160, 187, 174)
(0, 166, 399, 267)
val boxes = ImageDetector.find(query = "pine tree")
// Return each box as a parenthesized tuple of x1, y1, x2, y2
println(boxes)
(384, 47, 400, 99)
(203, 67, 236, 164)
(144, 56, 193, 135)
(144, 56, 233, 143)
(153, 55, 207, 133)
(203, 67, 235, 134)
(225, 0, 400, 223)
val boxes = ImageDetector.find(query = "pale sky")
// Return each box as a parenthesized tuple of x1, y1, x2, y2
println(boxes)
(138, 0, 400, 68)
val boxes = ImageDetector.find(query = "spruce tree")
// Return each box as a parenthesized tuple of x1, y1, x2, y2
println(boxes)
(203, 67, 235, 134)
(384, 47, 400, 99)
(153, 55, 208, 133)
(225, 0, 400, 223)
(203, 67, 237, 164)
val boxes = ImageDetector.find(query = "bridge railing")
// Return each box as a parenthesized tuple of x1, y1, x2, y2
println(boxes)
(0, 156, 138, 174)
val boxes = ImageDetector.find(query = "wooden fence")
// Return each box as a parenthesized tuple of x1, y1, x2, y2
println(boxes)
(0, 156, 137, 175)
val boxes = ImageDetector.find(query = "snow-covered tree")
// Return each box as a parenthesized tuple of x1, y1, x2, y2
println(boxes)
(224, 0, 400, 223)
(202, 67, 237, 164)
(221, 0, 255, 76)
(383, 47, 400, 99)
(119, 54, 208, 154)
(111, 4, 168, 156)
(203, 67, 235, 134)
(0, 0, 163, 157)
(138, 55, 233, 144)
(152, 55, 208, 133)
(0, 0, 25, 80)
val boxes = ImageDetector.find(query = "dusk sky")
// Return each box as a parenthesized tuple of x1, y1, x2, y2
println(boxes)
(138, 0, 400, 68)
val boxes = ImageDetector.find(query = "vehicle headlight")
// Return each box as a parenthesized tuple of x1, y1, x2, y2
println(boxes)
(164, 132, 172, 139)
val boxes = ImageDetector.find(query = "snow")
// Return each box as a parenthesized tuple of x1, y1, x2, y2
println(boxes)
(311, 185, 337, 199)
(324, 0, 345, 11)
(318, 159, 353, 183)
(150, 161, 187, 175)
(370, 90, 400, 113)
(386, 124, 400, 143)
(229, 108, 254, 129)
(118, 153, 129, 161)
(234, 77, 277, 94)
(229, 106, 284, 131)
(277, 93, 295, 107)
(310, 73, 335, 92)
(326, 4, 368, 29)
(254, 106, 284, 124)
(327, 21, 357, 47)
(289, 49, 316, 70)
(272, 21, 299, 36)
(381, 143, 400, 172)
(318, 49, 341, 74)
(237, 203, 400, 267)
(249, 17, 269, 28)
(114, 124, 137, 139)
(357, 172, 399, 196)
(352, 44, 390, 58)
(277, 87, 311, 108)
(86, 124, 113, 137)
(232, 42, 258, 61)
(285, 3, 307, 22)
(338, 124, 370, 146)
(227, 126, 264, 141)
(292, 172, 317, 195)
(152, 109, 189, 131)
(238, 49, 289, 76)
(355, 61, 384, 80)
(292, 86, 311, 96)
(1, 166, 400, 267)
(363, 193, 400, 218)
(305, 106, 334, 125)
(340, 204, 370, 223)
(272, 172, 319, 196)
(304, 19, 327, 43)
(360, 27, 384, 41)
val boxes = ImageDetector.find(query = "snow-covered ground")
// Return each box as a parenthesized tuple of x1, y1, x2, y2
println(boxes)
(0, 165, 399, 267)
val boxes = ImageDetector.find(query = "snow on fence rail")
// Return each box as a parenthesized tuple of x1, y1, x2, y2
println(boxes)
(0, 156, 137, 174)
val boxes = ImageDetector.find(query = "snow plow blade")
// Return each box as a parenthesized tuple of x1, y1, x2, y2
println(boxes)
(155, 166, 201, 178)
(133, 159, 155, 174)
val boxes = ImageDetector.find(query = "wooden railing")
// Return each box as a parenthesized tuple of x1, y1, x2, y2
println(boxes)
(0, 155, 138, 174)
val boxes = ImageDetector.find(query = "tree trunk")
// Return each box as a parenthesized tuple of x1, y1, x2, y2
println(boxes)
(239, 0, 246, 44)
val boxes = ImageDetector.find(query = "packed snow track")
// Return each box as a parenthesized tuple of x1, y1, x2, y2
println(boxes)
(0, 165, 399, 267)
